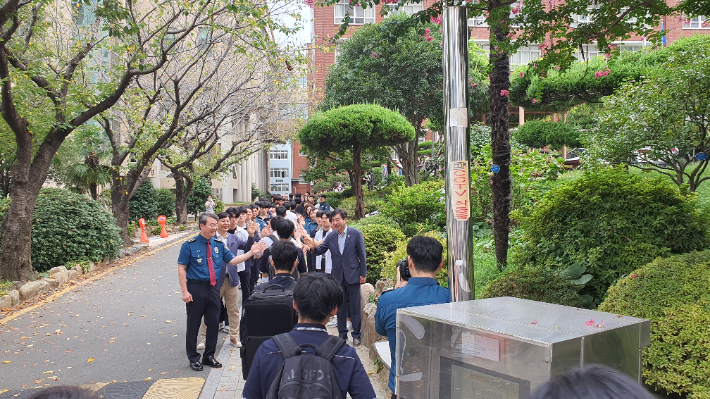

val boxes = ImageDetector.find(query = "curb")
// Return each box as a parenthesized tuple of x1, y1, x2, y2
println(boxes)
(0, 231, 192, 325)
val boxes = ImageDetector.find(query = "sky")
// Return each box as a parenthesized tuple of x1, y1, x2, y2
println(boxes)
(275, 2, 313, 50)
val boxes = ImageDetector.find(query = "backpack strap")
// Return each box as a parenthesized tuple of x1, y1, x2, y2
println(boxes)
(315, 336, 346, 361)
(272, 333, 301, 359)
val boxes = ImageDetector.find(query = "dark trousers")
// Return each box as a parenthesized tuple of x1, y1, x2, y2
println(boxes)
(337, 281, 361, 339)
(185, 281, 221, 362)
(238, 269, 251, 305)
(220, 299, 228, 324)
(249, 263, 259, 292)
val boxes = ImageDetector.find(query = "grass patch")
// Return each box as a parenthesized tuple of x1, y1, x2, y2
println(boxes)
(0, 280, 13, 297)
(473, 233, 504, 299)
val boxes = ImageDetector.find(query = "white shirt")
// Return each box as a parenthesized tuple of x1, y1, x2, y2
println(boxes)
(285, 211, 298, 223)
(235, 225, 248, 272)
(315, 228, 333, 273)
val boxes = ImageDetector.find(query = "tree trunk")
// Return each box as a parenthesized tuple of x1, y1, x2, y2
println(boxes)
(489, 23, 513, 269)
(174, 172, 193, 225)
(351, 144, 365, 220)
(0, 182, 39, 281)
(395, 138, 419, 186)
(110, 171, 132, 246)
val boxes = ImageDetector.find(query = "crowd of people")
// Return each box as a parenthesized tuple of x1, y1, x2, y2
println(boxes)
(168, 191, 658, 399)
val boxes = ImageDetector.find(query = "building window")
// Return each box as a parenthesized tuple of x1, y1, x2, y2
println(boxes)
(269, 150, 289, 160)
(388, 2, 424, 16)
(295, 76, 308, 89)
(279, 103, 308, 120)
(270, 183, 290, 192)
(574, 44, 599, 60)
(619, 44, 644, 53)
(270, 168, 289, 178)
(510, 45, 541, 65)
(683, 16, 709, 29)
(334, 0, 375, 25)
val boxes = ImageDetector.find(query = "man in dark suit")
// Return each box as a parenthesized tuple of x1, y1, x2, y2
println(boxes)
(305, 209, 367, 346)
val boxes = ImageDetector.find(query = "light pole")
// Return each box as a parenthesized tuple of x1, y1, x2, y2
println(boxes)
(443, 2, 475, 302)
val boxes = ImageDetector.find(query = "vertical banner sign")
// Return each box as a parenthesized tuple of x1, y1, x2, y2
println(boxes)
(443, 4, 475, 302)
(450, 161, 470, 221)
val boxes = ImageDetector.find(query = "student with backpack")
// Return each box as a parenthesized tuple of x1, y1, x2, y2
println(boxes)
(242, 272, 377, 399)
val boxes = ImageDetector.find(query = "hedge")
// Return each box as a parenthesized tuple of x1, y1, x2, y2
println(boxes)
(599, 250, 710, 398)
(481, 266, 589, 308)
(360, 224, 405, 285)
(514, 120, 582, 150)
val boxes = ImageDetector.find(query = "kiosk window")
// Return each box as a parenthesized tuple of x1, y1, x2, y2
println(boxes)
(440, 357, 530, 399)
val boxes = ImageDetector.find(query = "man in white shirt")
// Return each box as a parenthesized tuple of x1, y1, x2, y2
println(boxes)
(314, 211, 333, 274)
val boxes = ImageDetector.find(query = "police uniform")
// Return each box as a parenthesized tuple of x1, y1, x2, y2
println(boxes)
(178, 234, 235, 364)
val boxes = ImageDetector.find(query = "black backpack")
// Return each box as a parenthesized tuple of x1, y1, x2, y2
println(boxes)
(265, 333, 345, 399)
(241, 283, 298, 378)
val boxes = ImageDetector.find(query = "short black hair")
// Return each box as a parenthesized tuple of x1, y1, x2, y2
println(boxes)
(407, 235, 443, 274)
(275, 206, 287, 217)
(319, 194, 327, 199)
(275, 218, 295, 239)
(316, 210, 327, 219)
(270, 241, 299, 272)
(234, 206, 247, 216)
(295, 192, 302, 198)
(293, 273, 344, 323)
(529, 365, 655, 399)
(225, 207, 239, 217)
(248, 204, 258, 211)
(257, 201, 269, 208)
(27, 386, 98, 399)
(329, 209, 347, 221)
(216, 212, 230, 220)
(289, 202, 297, 210)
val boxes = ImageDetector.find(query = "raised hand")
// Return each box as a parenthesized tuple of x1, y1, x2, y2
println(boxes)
(261, 225, 272, 238)
(297, 214, 305, 226)
(250, 241, 267, 256)
(247, 221, 257, 236)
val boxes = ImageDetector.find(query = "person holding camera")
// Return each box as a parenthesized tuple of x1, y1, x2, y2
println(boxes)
(374, 235, 450, 399)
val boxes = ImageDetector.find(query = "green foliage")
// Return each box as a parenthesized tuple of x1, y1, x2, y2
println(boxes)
(381, 231, 449, 287)
(510, 36, 710, 112)
(127, 221, 137, 238)
(515, 121, 582, 150)
(349, 214, 399, 230)
(513, 168, 709, 305)
(599, 251, 710, 398)
(251, 184, 269, 201)
(15, 189, 121, 272)
(151, 225, 162, 236)
(187, 177, 212, 216)
(0, 279, 12, 297)
(472, 148, 564, 224)
(481, 266, 589, 308)
(214, 198, 225, 213)
(565, 103, 603, 130)
(155, 188, 176, 218)
(360, 224, 406, 285)
(585, 35, 710, 192)
(380, 180, 445, 237)
(129, 180, 158, 221)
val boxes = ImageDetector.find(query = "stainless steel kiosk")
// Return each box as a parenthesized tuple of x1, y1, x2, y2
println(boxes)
(395, 297, 650, 399)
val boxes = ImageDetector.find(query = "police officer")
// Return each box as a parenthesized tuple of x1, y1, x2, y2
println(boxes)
(178, 212, 267, 371)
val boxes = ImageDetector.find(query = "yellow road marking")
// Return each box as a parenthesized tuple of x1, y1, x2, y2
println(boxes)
(0, 239, 184, 326)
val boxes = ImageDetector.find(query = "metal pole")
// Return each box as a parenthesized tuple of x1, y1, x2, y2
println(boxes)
(443, 3, 475, 302)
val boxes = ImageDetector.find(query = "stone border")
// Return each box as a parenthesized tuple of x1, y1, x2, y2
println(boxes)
(0, 231, 192, 312)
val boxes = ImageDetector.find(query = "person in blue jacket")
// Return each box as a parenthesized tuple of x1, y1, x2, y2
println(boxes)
(375, 235, 450, 399)
(242, 272, 376, 399)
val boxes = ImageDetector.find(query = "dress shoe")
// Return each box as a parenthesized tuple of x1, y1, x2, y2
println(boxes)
(202, 356, 222, 368)
(190, 361, 203, 371)
(352, 337, 361, 347)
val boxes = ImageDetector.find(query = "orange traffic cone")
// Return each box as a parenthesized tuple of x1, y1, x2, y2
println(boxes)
(157, 215, 169, 238)
(139, 218, 149, 243)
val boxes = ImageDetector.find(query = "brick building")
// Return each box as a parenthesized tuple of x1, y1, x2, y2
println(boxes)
(293, 0, 710, 192)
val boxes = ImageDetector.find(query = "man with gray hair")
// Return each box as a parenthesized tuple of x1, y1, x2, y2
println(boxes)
(178, 212, 267, 371)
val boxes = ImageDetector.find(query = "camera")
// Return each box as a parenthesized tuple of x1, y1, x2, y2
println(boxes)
(397, 257, 411, 281)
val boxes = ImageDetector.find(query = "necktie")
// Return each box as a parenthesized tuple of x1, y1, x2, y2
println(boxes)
(321, 256, 326, 272)
(206, 240, 216, 286)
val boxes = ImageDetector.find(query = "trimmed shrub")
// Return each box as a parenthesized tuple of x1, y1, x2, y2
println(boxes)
(30, 188, 121, 272)
(598, 251, 710, 398)
(360, 224, 405, 285)
(214, 198, 225, 213)
(481, 266, 589, 308)
(155, 188, 175, 218)
(380, 180, 445, 237)
(644, 303, 710, 399)
(129, 180, 157, 221)
(514, 120, 582, 150)
(349, 214, 399, 230)
(513, 168, 709, 305)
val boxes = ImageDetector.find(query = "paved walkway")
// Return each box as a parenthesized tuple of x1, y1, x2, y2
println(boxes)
(1, 230, 388, 399)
